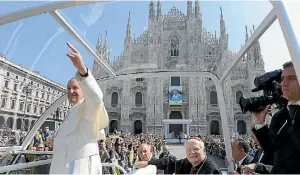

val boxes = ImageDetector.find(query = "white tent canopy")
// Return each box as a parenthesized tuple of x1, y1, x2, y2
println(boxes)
(0, 0, 299, 173)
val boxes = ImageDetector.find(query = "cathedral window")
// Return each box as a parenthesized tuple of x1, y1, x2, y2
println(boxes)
(40, 106, 44, 114)
(4, 80, 9, 89)
(210, 91, 218, 106)
(136, 78, 144, 82)
(27, 104, 31, 113)
(171, 77, 180, 86)
(135, 92, 143, 107)
(1, 98, 6, 108)
(236, 91, 243, 104)
(170, 36, 179, 57)
(10, 100, 16, 109)
(14, 84, 18, 91)
(34, 105, 37, 113)
(19, 102, 24, 111)
(111, 92, 118, 107)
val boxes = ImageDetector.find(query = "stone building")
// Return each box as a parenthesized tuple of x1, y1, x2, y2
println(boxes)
(0, 54, 69, 132)
(93, 1, 265, 137)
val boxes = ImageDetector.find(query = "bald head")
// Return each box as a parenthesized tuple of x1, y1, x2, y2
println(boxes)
(163, 145, 169, 154)
(67, 78, 83, 104)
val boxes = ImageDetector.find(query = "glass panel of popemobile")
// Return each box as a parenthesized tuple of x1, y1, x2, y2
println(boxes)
(0, 0, 299, 174)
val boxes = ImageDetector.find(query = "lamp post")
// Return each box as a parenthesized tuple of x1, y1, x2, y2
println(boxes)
(21, 82, 33, 131)
(153, 96, 156, 134)
(196, 97, 199, 119)
(55, 108, 60, 131)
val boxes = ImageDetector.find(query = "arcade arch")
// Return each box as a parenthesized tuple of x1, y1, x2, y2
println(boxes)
(109, 120, 118, 133)
(237, 120, 246, 135)
(169, 111, 183, 138)
(134, 120, 142, 134)
(0, 116, 5, 129)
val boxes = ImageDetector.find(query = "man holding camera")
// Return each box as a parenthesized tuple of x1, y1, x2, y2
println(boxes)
(243, 61, 300, 174)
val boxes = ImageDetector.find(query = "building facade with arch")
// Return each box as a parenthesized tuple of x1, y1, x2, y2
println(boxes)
(0, 54, 69, 133)
(93, 1, 265, 136)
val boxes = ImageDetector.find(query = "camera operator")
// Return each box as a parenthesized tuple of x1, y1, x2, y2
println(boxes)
(243, 61, 300, 174)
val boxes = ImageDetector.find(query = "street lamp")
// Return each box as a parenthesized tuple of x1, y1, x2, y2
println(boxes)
(21, 81, 33, 131)
(153, 96, 156, 134)
(196, 96, 199, 119)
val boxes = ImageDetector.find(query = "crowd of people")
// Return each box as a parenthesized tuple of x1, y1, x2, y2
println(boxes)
(1, 44, 300, 174)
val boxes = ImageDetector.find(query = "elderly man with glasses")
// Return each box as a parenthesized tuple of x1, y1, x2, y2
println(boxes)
(136, 137, 222, 174)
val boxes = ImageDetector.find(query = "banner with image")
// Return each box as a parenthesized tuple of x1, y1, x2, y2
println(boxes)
(169, 86, 183, 106)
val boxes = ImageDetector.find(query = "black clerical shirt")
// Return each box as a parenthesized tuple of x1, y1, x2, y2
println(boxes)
(148, 156, 222, 174)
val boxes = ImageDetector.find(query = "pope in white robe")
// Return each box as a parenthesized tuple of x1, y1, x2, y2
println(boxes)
(49, 42, 109, 174)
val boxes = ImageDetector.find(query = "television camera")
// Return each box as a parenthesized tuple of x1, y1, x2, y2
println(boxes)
(239, 69, 288, 113)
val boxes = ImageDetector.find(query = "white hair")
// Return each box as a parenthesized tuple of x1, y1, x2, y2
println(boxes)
(185, 139, 205, 149)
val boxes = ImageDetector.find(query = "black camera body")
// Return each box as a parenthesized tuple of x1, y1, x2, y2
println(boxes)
(239, 69, 288, 113)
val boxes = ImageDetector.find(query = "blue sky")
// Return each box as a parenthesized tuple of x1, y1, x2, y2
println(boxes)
(0, 1, 289, 86)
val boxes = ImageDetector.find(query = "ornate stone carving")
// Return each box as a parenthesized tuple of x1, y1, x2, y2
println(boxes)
(92, 3, 266, 136)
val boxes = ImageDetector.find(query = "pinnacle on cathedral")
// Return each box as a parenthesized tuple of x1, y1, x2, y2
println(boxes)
(96, 32, 103, 55)
(187, 1, 192, 19)
(219, 6, 228, 51)
(157, 0, 162, 21)
(126, 11, 132, 40)
(195, 0, 200, 19)
(149, 1, 155, 24)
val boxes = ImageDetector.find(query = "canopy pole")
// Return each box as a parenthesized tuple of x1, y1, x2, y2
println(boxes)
(49, 10, 116, 77)
(216, 83, 234, 172)
(271, 1, 300, 83)
(0, 1, 98, 25)
(219, 8, 277, 83)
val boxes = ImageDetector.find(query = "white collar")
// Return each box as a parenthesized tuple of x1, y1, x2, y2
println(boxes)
(288, 100, 300, 106)
(238, 155, 248, 165)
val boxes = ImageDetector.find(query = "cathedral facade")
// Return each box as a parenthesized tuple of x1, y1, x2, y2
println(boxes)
(93, 1, 265, 137)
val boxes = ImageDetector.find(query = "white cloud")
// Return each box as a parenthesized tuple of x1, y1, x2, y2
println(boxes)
(260, 20, 291, 72)
(80, 3, 104, 27)
(29, 27, 64, 71)
(259, 1, 300, 72)
(5, 22, 24, 58)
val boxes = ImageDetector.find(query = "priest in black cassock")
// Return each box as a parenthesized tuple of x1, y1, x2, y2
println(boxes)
(136, 137, 222, 174)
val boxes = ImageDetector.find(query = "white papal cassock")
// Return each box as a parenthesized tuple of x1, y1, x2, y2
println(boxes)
(49, 70, 109, 174)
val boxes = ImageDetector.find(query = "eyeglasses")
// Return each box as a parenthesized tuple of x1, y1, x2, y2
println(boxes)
(186, 147, 201, 153)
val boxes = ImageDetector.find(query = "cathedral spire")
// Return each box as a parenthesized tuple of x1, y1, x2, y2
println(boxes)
(219, 6, 227, 51)
(104, 31, 108, 48)
(97, 32, 102, 46)
(195, 0, 200, 19)
(245, 26, 248, 42)
(220, 6, 223, 20)
(220, 7, 226, 36)
(96, 32, 103, 55)
(103, 31, 108, 60)
(149, 1, 155, 24)
(157, 0, 162, 21)
(187, 1, 192, 19)
(126, 11, 132, 40)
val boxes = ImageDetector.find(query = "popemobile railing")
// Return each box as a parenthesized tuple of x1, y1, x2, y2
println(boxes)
(0, 151, 127, 174)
